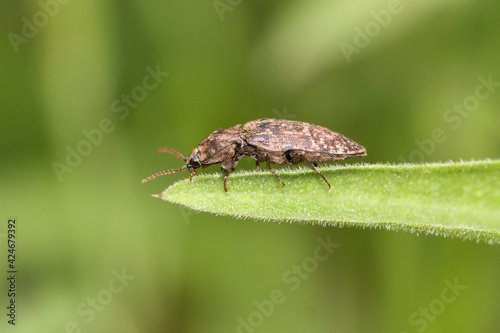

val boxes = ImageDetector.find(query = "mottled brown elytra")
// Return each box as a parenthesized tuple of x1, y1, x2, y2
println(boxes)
(142, 118, 366, 192)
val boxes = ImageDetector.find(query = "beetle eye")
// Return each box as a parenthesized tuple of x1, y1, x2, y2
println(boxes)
(189, 158, 200, 168)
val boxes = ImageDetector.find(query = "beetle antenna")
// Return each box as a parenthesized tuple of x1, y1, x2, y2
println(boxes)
(142, 165, 187, 183)
(156, 147, 188, 161)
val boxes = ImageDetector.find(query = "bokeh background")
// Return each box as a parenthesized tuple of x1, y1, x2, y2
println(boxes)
(1, 0, 500, 332)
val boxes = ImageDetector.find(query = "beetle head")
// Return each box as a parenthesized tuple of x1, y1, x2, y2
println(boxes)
(141, 147, 199, 183)
(185, 149, 202, 177)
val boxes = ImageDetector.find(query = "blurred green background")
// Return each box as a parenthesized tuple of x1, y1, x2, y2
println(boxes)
(1, 0, 500, 332)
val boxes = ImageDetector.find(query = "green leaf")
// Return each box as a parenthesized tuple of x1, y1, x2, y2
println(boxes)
(156, 160, 500, 245)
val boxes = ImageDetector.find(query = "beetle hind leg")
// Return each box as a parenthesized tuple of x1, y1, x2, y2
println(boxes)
(305, 160, 331, 189)
(286, 151, 331, 189)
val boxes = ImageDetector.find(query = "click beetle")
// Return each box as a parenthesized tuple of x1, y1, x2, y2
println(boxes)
(142, 118, 366, 192)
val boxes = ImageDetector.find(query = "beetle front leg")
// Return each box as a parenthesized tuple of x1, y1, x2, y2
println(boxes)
(221, 160, 239, 192)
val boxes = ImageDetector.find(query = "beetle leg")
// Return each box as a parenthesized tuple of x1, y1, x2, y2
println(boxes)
(266, 160, 285, 187)
(305, 160, 331, 189)
(222, 169, 234, 193)
(255, 161, 261, 171)
(221, 160, 239, 192)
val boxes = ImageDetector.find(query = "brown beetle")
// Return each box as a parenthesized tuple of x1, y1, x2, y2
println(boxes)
(142, 118, 366, 192)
